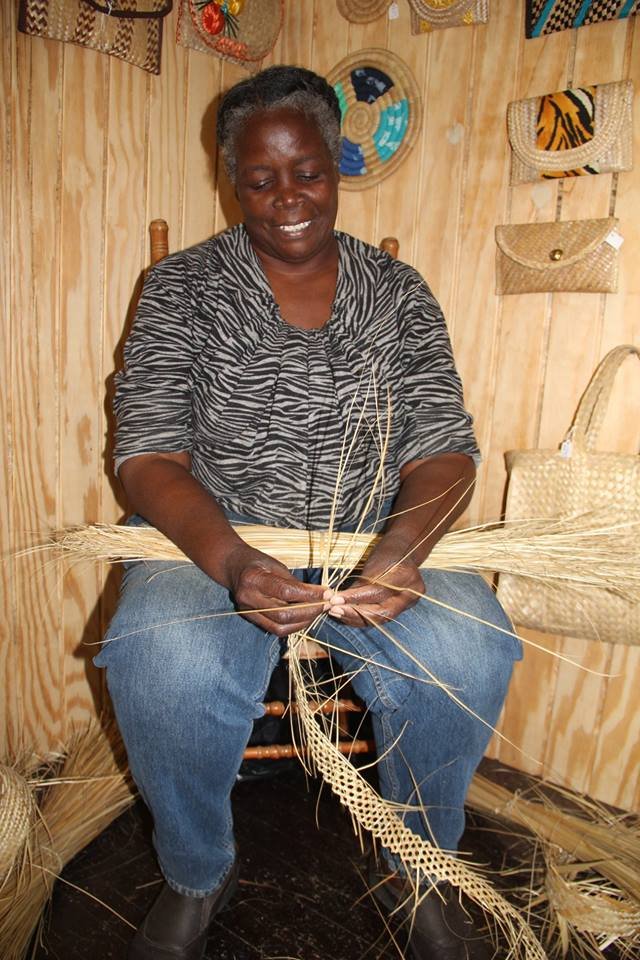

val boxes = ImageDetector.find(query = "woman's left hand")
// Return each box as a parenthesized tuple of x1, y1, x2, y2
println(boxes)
(323, 551, 425, 628)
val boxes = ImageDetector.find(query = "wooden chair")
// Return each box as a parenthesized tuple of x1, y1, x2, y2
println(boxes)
(146, 221, 399, 762)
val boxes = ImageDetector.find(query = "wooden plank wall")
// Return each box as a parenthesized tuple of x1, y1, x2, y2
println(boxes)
(2, 0, 639, 810)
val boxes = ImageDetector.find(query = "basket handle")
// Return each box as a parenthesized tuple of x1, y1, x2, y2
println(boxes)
(571, 344, 640, 452)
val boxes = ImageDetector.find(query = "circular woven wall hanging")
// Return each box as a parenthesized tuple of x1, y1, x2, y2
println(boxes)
(178, 0, 283, 69)
(326, 49, 422, 191)
(336, 0, 391, 23)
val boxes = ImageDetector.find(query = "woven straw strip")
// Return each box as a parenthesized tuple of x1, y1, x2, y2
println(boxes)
(508, 81, 633, 174)
(0, 765, 34, 880)
(287, 637, 547, 959)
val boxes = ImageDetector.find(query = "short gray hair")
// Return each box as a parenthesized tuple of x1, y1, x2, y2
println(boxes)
(216, 66, 342, 184)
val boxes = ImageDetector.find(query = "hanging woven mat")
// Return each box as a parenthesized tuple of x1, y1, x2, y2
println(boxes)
(336, 0, 391, 23)
(327, 49, 422, 191)
(177, 0, 283, 71)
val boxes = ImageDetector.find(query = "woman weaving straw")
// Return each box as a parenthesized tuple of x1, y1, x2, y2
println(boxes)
(96, 65, 520, 960)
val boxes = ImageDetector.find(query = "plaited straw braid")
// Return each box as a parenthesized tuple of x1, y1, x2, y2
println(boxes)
(287, 635, 547, 960)
(545, 852, 640, 939)
(0, 766, 34, 881)
(408, 0, 488, 24)
(507, 81, 633, 175)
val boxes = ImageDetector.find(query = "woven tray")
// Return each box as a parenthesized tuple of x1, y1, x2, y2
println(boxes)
(326, 49, 422, 191)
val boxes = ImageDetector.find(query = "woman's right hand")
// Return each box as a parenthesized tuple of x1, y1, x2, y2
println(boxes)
(221, 542, 328, 636)
(120, 452, 327, 636)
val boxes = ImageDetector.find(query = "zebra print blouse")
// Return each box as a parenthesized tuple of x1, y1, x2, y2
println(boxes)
(114, 225, 479, 530)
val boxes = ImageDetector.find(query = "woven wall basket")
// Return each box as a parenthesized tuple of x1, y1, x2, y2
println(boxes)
(497, 344, 640, 645)
(336, 0, 391, 23)
(326, 49, 422, 191)
(177, 0, 282, 70)
(409, 0, 489, 33)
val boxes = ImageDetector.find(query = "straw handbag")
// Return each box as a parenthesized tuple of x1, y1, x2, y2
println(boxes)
(507, 81, 634, 186)
(495, 217, 621, 295)
(526, 0, 639, 38)
(17, 0, 172, 74)
(497, 344, 640, 645)
(409, 0, 488, 33)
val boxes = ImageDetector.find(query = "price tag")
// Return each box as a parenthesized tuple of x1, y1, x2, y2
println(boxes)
(604, 229, 624, 250)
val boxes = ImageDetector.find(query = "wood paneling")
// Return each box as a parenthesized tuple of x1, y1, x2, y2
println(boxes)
(2, 0, 639, 809)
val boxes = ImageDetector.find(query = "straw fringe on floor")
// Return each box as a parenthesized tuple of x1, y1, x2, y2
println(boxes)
(466, 775, 640, 959)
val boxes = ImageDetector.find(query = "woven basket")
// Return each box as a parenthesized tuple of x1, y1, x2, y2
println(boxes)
(327, 49, 422, 191)
(0, 765, 34, 880)
(497, 345, 640, 645)
(409, 0, 489, 32)
(336, 0, 391, 23)
(508, 80, 634, 186)
(495, 217, 620, 295)
(177, 0, 283, 71)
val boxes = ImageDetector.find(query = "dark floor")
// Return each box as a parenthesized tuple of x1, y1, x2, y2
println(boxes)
(29, 755, 619, 960)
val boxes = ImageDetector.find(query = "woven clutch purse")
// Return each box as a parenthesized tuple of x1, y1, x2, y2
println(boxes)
(409, 0, 488, 33)
(497, 345, 640, 645)
(508, 80, 634, 186)
(495, 217, 620, 295)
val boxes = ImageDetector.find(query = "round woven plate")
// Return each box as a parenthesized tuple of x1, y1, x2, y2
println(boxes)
(336, 0, 391, 23)
(326, 49, 422, 191)
(183, 0, 283, 65)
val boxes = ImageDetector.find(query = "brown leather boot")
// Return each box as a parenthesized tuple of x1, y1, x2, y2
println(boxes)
(128, 860, 239, 960)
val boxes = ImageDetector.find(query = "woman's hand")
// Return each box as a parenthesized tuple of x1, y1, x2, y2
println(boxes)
(222, 542, 328, 636)
(323, 546, 425, 628)
(322, 453, 477, 629)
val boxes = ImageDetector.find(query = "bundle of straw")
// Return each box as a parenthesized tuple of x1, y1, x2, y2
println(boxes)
(38, 513, 640, 605)
(0, 722, 135, 960)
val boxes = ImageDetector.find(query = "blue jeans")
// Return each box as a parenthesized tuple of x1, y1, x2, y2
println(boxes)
(95, 513, 520, 896)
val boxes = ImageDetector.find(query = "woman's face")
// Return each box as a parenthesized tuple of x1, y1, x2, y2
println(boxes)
(233, 106, 339, 270)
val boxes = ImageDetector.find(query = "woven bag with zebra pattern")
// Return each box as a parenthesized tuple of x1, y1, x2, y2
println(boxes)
(18, 0, 172, 75)
(508, 80, 634, 185)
